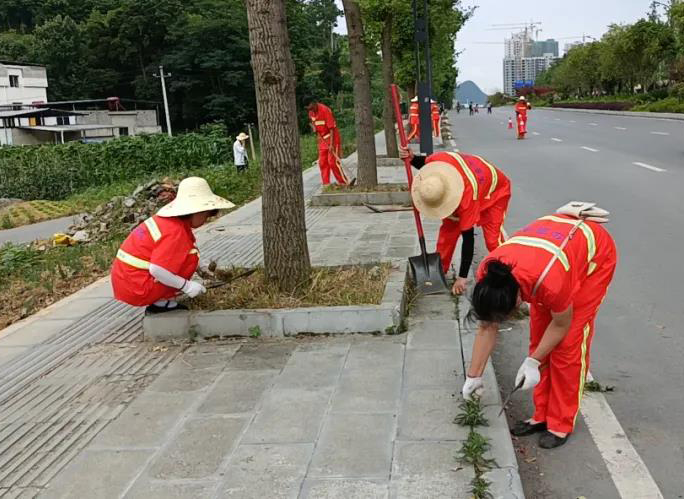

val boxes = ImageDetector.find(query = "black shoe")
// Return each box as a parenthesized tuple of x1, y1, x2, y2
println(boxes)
(510, 420, 547, 437)
(539, 431, 569, 449)
(349, 177, 357, 186)
(145, 303, 189, 315)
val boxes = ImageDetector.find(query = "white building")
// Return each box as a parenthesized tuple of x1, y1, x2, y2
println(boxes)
(503, 34, 559, 95)
(0, 61, 48, 108)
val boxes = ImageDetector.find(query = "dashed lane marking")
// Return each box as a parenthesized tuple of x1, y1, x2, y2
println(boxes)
(569, 120, 576, 123)
(614, 127, 627, 130)
(532, 131, 540, 136)
(581, 146, 599, 152)
(551, 138, 563, 142)
(555, 118, 561, 121)
(650, 131, 670, 136)
(633, 161, 666, 172)
(589, 123, 599, 126)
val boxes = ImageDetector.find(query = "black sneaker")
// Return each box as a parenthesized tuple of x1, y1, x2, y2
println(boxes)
(145, 303, 189, 315)
(510, 420, 547, 437)
(539, 431, 569, 449)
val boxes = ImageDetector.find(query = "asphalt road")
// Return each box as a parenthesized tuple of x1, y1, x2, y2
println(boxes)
(447, 106, 684, 498)
(0, 215, 75, 245)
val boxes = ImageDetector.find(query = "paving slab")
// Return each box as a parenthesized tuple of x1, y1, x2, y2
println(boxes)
(406, 319, 460, 350)
(301, 478, 389, 499)
(481, 468, 525, 499)
(397, 388, 469, 441)
(124, 479, 218, 499)
(330, 367, 401, 413)
(197, 370, 276, 415)
(273, 345, 348, 390)
(226, 342, 295, 370)
(404, 349, 463, 388)
(0, 319, 75, 347)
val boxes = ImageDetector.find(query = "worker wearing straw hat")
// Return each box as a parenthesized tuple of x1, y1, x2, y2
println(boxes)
(400, 146, 511, 295)
(111, 177, 235, 314)
(407, 96, 420, 142)
(234, 132, 250, 172)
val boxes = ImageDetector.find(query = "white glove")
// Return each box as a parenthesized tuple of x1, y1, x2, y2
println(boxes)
(515, 357, 541, 391)
(181, 280, 206, 298)
(556, 201, 610, 223)
(462, 376, 484, 401)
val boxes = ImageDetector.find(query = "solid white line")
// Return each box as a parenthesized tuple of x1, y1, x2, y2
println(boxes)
(581, 380, 664, 499)
(532, 131, 540, 136)
(614, 127, 627, 130)
(551, 137, 563, 142)
(633, 161, 666, 172)
(650, 131, 670, 136)
(589, 123, 598, 126)
(581, 146, 599, 152)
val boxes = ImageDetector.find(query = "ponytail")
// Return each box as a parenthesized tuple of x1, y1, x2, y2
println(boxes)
(467, 260, 520, 323)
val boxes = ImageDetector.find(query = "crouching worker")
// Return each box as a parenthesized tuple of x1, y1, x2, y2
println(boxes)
(111, 177, 235, 314)
(462, 202, 617, 449)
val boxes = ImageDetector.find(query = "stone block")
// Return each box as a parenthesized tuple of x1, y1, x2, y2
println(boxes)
(143, 311, 191, 341)
(147, 356, 223, 393)
(125, 479, 217, 499)
(404, 349, 462, 388)
(226, 342, 295, 370)
(398, 389, 468, 441)
(308, 413, 394, 478)
(195, 310, 279, 338)
(331, 367, 402, 413)
(390, 474, 475, 499)
(301, 479, 389, 499)
(344, 340, 404, 370)
(148, 416, 247, 479)
(406, 320, 460, 351)
(197, 370, 277, 415)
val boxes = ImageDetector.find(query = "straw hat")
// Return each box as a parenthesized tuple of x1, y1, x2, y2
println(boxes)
(236, 132, 249, 141)
(411, 96, 419, 102)
(519, 95, 526, 101)
(411, 161, 465, 220)
(157, 177, 235, 217)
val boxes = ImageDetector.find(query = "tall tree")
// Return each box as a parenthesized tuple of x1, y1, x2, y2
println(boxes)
(341, 0, 377, 187)
(245, 0, 310, 291)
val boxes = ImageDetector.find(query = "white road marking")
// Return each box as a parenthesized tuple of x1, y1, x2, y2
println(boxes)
(551, 137, 563, 142)
(532, 131, 540, 136)
(633, 161, 666, 172)
(614, 127, 627, 130)
(581, 146, 599, 152)
(650, 131, 670, 136)
(569, 120, 576, 123)
(589, 123, 598, 126)
(555, 118, 561, 121)
(582, 372, 664, 499)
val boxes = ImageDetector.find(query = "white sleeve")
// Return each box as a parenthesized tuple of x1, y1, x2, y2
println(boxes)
(149, 263, 187, 290)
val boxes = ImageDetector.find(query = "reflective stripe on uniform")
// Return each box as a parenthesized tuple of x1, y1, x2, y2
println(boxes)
(144, 217, 162, 242)
(473, 155, 498, 199)
(446, 152, 478, 200)
(538, 216, 597, 275)
(116, 249, 150, 270)
(189, 248, 199, 255)
(445, 215, 459, 222)
(501, 236, 570, 271)
(574, 323, 592, 426)
(314, 120, 326, 125)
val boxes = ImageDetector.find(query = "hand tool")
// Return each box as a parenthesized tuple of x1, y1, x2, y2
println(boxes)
(499, 378, 524, 417)
(363, 203, 413, 213)
(205, 268, 257, 290)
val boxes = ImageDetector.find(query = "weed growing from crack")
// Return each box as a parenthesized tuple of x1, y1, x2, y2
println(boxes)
(454, 397, 490, 427)
(584, 380, 615, 393)
(454, 395, 495, 498)
(470, 475, 493, 499)
(457, 431, 497, 469)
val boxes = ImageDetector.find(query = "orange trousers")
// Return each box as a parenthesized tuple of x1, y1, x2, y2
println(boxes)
(407, 123, 420, 142)
(318, 143, 348, 185)
(432, 118, 440, 137)
(517, 114, 527, 138)
(529, 243, 617, 434)
(436, 194, 510, 273)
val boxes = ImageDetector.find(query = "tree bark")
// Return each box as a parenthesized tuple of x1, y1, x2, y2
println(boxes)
(341, 0, 377, 187)
(381, 14, 398, 158)
(245, 0, 310, 291)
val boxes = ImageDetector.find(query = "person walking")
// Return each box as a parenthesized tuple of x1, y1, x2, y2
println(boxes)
(487, 102, 493, 114)
(306, 98, 349, 185)
(431, 99, 441, 138)
(514, 96, 532, 139)
(407, 96, 420, 143)
(233, 132, 249, 172)
(461, 203, 617, 449)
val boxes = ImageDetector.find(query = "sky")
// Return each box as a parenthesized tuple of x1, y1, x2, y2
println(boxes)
(335, 0, 655, 94)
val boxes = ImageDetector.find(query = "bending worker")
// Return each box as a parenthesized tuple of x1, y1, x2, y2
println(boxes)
(111, 177, 235, 314)
(462, 203, 617, 449)
(306, 98, 349, 186)
(514, 96, 532, 139)
(400, 146, 511, 295)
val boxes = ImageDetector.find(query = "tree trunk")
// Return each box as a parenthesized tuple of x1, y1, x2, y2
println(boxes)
(245, 0, 310, 291)
(341, 0, 377, 188)
(381, 14, 398, 158)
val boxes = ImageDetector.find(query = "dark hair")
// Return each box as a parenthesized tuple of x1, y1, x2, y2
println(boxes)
(302, 96, 317, 107)
(179, 209, 219, 220)
(467, 260, 520, 323)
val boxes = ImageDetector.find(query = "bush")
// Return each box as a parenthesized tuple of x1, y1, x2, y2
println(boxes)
(669, 83, 684, 101)
(551, 101, 635, 111)
(632, 97, 684, 113)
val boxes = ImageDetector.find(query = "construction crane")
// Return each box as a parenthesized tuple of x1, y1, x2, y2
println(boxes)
(487, 21, 543, 40)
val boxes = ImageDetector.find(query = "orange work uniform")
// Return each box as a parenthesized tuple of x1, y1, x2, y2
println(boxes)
(431, 102, 441, 138)
(308, 103, 348, 185)
(111, 215, 200, 306)
(426, 151, 511, 273)
(478, 215, 618, 434)
(407, 101, 420, 142)
(514, 101, 531, 138)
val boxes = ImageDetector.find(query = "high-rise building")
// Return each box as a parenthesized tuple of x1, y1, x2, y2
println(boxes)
(503, 33, 559, 95)
(531, 39, 559, 57)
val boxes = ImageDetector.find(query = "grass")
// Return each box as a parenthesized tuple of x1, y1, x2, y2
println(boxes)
(584, 380, 615, 393)
(322, 183, 408, 193)
(187, 264, 391, 310)
(457, 431, 497, 470)
(0, 201, 76, 229)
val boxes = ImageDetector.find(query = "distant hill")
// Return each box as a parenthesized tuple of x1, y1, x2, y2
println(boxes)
(455, 81, 488, 105)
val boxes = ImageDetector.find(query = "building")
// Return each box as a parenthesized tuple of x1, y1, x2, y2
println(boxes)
(563, 41, 583, 55)
(0, 61, 162, 146)
(503, 34, 559, 95)
(531, 39, 559, 58)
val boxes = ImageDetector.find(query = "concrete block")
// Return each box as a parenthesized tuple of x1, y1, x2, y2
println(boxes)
(406, 320, 460, 350)
(226, 342, 295, 370)
(390, 474, 475, 499)
(195, 310, 279, 338)
(148, 416, 247, 479)
(308, 413, 394, 478)
(43, 449, 152, 499)
(0, 319, 75, 347)
(242, 388, 332, 444)
(90, 391, 200, 449)
(124, 479, 217, 499)
(479, 405, 519, 470)
(197, 370, 277, 415)
(301, 479, 389, 499)
(274, 347, 347, 390)
(218, 443, 313, 499)
(331, 367, 402, 413)
(398, 389, 469, 441)
(481, 468, 525, 499)
(143, 311, 191, 341)
(404, 349, 462, 388)
(344, 340, 404, 369)
(392, 441, 464, 479)
(279, 306, 394, 335)
(146, 356, 223, 393)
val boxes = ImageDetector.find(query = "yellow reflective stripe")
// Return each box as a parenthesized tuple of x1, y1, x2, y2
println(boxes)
(501, 236, 570, 271)
(446, 152, 478, 200)
(473, 155, 498, 199)
(445, 215, 459, 222)
(322, 133, 331, 139)
(574, 323, 591, 426)
(116, 249, 150, 270)
(144, 217, 162, 242)
(538, 216, 596, 262)
(314, 120, 325, 125)
(189, 248, 199, 255)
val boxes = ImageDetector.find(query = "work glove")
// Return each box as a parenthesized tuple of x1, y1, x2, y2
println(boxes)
(181, 280, 206, 298)
(515, 357, 541, 391)
(462, 376, 484, 401)
(556, 201, 610, 223)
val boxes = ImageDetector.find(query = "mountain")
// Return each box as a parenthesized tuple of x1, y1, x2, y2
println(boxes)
(455, 81, 488, 105)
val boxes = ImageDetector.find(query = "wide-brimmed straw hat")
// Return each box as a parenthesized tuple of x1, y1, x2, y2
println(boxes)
(157, 177, 235, 217)
(236, 132, 249, 141)
(411, 96, 418, 102)
(411, 161, 465, 220)
(519, 95, 526, 101)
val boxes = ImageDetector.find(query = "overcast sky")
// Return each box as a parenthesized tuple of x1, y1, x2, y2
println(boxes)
(335, 0, 655, 94)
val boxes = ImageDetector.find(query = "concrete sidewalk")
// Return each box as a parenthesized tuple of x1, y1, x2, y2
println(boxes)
(0, 131, 522, 498)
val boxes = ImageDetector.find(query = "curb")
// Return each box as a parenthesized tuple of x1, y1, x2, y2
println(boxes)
(309, 186, 410, 207)
(540, 106, 684, 121)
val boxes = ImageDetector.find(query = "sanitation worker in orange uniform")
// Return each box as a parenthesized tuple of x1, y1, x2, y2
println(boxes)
(407, 96, 420, 142)
(306, 99, 348, 186)
(400, 146, 511, 295)
(514, 95, 532, 139)
(430, 99, 441, 138)
(461, 203, 617, 449)
(111, 177, 235, 314)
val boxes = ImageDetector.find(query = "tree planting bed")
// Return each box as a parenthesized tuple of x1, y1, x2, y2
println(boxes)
(143, 262, 411, 340)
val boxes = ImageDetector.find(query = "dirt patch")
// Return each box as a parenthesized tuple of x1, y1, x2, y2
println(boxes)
(322, 183, 408, 193)
(187, 264, 391, 311)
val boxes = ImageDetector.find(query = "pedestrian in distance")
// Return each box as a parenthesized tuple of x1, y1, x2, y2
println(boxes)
(456, 101, 461, 114)
(305, 97, 349, 186)
(407, 96, 420, 143)
(399, 145, 511, 295)
(461, 203, 617, 449)
(111, 177, 234, 315)
(233, 132, 249, 172)
(469, 102, 474, 116)
(487, 102, 493, 114)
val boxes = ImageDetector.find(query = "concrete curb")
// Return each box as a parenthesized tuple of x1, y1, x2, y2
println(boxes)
(541, 106, 684, 121)
(309, 185, 410, 207)
(143, 263, 410, 340)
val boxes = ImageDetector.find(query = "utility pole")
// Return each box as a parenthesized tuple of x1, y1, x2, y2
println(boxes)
(153, 65, 173, 137)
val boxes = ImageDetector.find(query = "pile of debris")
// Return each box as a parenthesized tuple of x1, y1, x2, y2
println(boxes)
(66, 179, 177, 243)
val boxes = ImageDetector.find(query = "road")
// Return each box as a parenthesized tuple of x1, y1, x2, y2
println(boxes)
(0, 215, 75, 245)
(447, 106, 684, 498)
